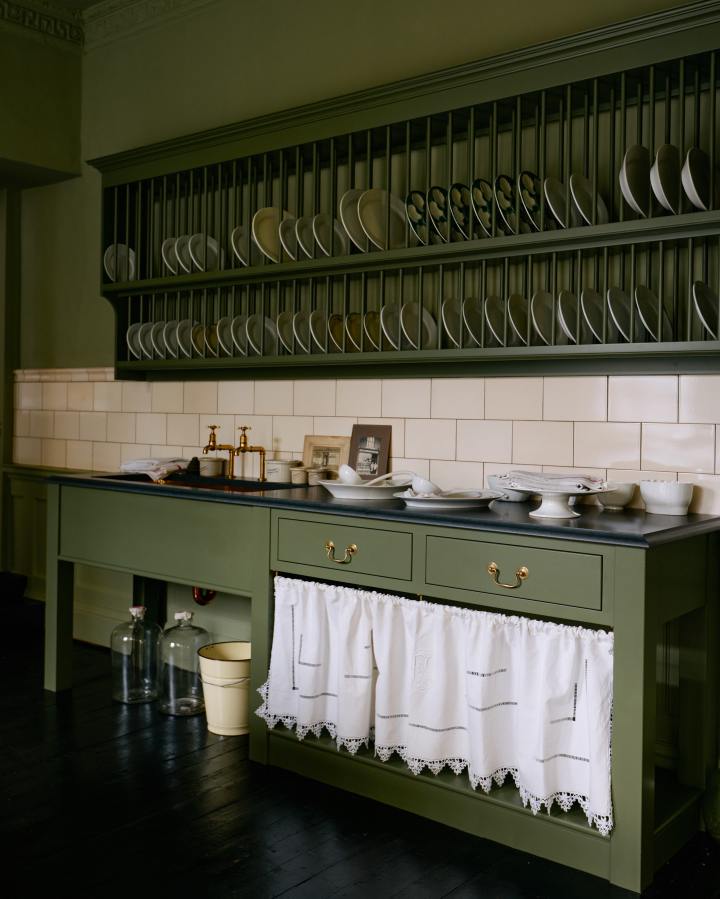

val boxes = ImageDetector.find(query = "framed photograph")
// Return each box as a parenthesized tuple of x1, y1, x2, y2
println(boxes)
(348, 424, 392, 479)
(302, 434, 351, 471)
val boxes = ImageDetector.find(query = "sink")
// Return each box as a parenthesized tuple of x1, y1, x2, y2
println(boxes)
(94, 473, 300, 493)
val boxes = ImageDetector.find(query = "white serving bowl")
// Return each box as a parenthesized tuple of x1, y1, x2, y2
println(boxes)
(487, 474, 532, 502)
(640, 480, 693, 516)
(597, 482, 635, 512)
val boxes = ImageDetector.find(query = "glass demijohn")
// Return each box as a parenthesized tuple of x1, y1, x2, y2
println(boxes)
(110, 605, 161, 704)
(158, 611, 209, 716)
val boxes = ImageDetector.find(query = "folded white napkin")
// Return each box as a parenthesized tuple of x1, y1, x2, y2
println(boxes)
(120, 458, 188, 482)
(507, 470, 606, 493)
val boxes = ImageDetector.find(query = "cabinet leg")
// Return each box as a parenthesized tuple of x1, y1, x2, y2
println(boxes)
(44, 484, 74, 692)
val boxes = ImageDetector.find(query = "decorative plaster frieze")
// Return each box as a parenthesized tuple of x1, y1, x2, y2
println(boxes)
(0, 0, 83, 45)
(83, 0, 219, 50)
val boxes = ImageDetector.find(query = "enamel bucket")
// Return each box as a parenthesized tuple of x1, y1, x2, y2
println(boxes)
(198, 642, 251, 736)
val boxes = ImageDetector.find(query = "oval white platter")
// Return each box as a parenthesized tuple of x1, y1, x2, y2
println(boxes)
(394, 489, 502, 510)
(320, 479, 412, 500)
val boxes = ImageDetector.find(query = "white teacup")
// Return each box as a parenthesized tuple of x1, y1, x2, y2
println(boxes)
(640, 480, 693, 515)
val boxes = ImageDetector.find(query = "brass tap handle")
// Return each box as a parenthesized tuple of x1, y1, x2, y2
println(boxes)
(325, 540, 358, 565)
(238, 425, 251, 449)
(487, 561, 529, 589)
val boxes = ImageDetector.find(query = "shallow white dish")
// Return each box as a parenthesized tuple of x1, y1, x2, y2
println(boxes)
(230, 225, 250, 266)
(162, 320, 179, 358)
(309, 309, 329, 352)
(295, 216, 315, 258)
(394, 489, 502, 511)
(292, 309, 312, 353)
(650, 144, 681, 213)
(530, 290, 556, 345)
(320, 478, 412, 500)
(276, 310, 296, 353)
(400, 301, 437, 349)
(339, 188, 369, 252)
(138, 322, 155, 359)
(507, 294, 530, 345)
(380, 303, 411, 350)
(176, 319, 196, 358)
(607, 287, 636, 343)
(692, 281, 719, 339)
(357, 189, 406, 250)
(569, 174, 609, 226)
(188, 233, 221, 271)
(363, 310, 382, 351)
(487, 474, 532, 503)
(597, 482, 635, 511)
(190, 322, 206, 356)
(251, 208, 290, 263)
(581, 287, 616, 343)
(150, 321, 167, 358)
(682, 147, 710, 211)
(442, 297, 473, 348)
(104, 243, 136, 282)
(174, 235, 193, 273)
(461, 296, 484, 346)
(230, 314, 248, 355)
(313, 213, 349, 257)
(640, 480, 693, 516)
(245, 313, 278, 355)
(328, 313, 345, 352)
(278, 216, 298, 261)
(344, 312, 364, 351)
(543, 177, 579, 229)
(620, 146, 650, 217)
(126, 323, 143, 360)
(204, 324, 220, 357)
(634, 286, 673, 342)
(161, 238, 178, 275)
(216, 317, 234, 355)
(557, 290, 589, 344)
(484, 295, 507, 346)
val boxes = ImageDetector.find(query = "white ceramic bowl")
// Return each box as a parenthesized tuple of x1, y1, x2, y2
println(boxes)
(487, 474, 532, 503)
(597, 482, 635, 512)
(640, 480, 693, 516)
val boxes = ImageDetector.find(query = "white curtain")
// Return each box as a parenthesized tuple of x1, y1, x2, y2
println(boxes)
(258, 576, 614, 835)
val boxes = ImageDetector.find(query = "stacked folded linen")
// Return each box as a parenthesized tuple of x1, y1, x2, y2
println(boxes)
(507, 470, 607, 493)
(120, 457, 188, 482)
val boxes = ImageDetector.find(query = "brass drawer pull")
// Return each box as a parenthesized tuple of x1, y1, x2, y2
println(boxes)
(325, 540, 358, 565)
(487, 561, 529, 589)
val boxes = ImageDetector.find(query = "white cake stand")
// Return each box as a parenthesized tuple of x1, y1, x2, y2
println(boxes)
(528, 488, 607, 519)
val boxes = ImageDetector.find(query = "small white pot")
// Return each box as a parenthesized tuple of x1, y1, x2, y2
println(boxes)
(199, 457, 225, 477)
(265, 459, 301, 483)
(640, 480, 693, 515)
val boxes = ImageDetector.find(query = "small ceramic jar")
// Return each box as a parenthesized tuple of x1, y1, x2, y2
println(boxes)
(265, 459, 301, 483)
(307, 468, 329, 486)
(290, 467, 308, 485)
(199, 457, 225, 477)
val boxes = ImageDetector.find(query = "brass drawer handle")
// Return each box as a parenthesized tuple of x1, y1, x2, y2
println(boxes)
(325, 540, 358, 564)
(487, 561, 529, 589)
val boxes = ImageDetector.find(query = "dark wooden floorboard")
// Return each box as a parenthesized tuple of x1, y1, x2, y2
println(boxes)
(3, 599, 720, 898)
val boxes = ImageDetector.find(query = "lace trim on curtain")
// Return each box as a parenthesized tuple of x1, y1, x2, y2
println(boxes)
(255, 682, 613, 836)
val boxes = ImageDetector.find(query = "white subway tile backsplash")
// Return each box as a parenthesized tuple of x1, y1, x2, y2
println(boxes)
(574, 422, 641, 469)
(14, 437, 42, 465)
(54, 411, 80, 441)
(42, 382, 67, 411)
(135, 413, 167, 446)
(457, 420, 512, 462)
(42, 439, 66, 468)
(66, 440, 93, 470)
(217, 381, 254, 415)
(18, 382, 42, 411)
(272, 416, 314, 454)
(120, 443, 151, 464)
(233, 415, 273, 452)
(313, 417, 356, 437)
(679, 376, 720, 423)
(429, 460, 484, 490)
(92, 442, 121, 472)
(390, 457, 429, 478)
(184, 382, 217, 414)
(79, 411, 107, 442)
(199, 414, 235, 447)
(678, 472, 720, 514)
(106, 412, 136, 444)
(609, 376, 678, 423)
(255, 380, 293, 415)
(513, 421, 573, 465)
(93, 382, 122, 412)
(543, 377, 606, 421)
(430, 378, 484, 419)
(406, 419, 456, 460)
(358, 418, 405, 458)
(67, 382, 93, 411)
(382, 379, 431, 418)
(642, 423, 715, 473)
(29, 410, 54, 438)
(121, 381, 152, 413)
(336, 380, 382, 417)
(151, 382, 184, 413)
(167, 413, 200, 447)
(294, 380, 336, 416)
(15, 410, 30, 437)
(486, 378, 543, 420)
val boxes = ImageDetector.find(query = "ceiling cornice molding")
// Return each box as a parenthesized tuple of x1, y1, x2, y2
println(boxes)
(0, 0, 83, 46)
(83, 0, 219, 50)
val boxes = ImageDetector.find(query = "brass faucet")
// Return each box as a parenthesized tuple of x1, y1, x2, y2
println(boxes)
(234, 425, 266, 482)
(202, 425, 236, 479)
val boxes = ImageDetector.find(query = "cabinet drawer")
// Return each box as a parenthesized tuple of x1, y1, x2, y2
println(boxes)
(276, 516, 412, 581)
(425, 535, 602, 610)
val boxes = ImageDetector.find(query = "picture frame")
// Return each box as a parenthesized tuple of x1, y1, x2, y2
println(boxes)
(348, 424, 392, 480)
(302, 434, 351, 471)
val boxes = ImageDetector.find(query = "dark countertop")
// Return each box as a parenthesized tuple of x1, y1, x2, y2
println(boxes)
(47, 471, 720, 549)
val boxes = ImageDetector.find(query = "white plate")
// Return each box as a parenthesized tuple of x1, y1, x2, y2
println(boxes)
(295, 216, 315, 258)
(569, 174, 609, 226)
(162, 320, 179, 358)
(692, 281, 719, 339)
(345, 312, 364, 351)
(380, 303, 411, 350)
(580, 287, 613, 343)
(161, 238, 178, 275)
(557, 290, 588, 344)
(461, 296, 484, 346)
(216, 316, 234, 355)
(103, 243, 136, 282)
(176, 319, 196, 358)
(278, 216, 298, 261)
(320, 479, 412, 500)
(126, 323, 143, 360)
(339, 188, 369, 252)
(292, 310, 312, 353)
(138, 322, 155, 359)
(634, 286, 673, 342)
(245, 313, 278, 355)
(190, 322, 206, 355)
(530, 290, 556, 345)
(328, 313, 345, 352)
(441, 297, 472, 348)
(507, 294, 530, 345)
(313, 213, 349, 257)
(363, 310, 382, 351)
(394, 489, 502, 510)
(357, 189, 406, 250)
(174, 235, 193, 273)
(230, 314, 248, 355)
(188, 233, 221, 271)
(309, 309, 330, 352)
(650, 144, 681, 213)
(204, 324, 220, 357)
(230, 225, 250, 266)
(276, 310, 295, 352)
(620, 146, 650, 217)
(543, 177, 581, 228)
(682, 147, 710, 211)
(607, 287, 636, 342)
(251, 208, 290, 263)
(400, 302, 437, 349)
(150, 321, 167, 358)
(484, 295, 507, 346)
